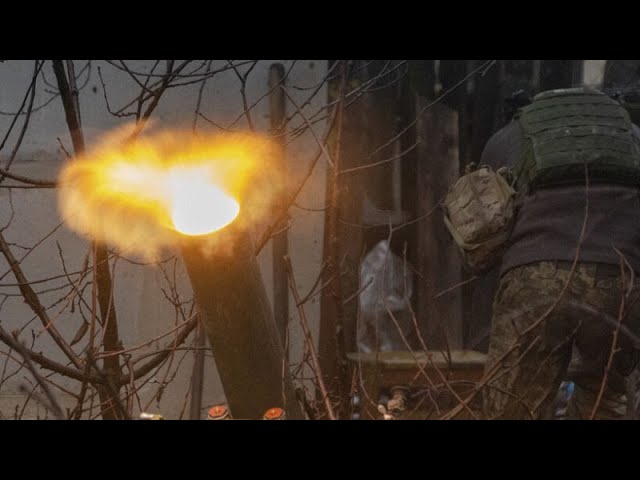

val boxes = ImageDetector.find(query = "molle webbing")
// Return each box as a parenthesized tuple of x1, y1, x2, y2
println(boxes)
(516, 89, 640, 190)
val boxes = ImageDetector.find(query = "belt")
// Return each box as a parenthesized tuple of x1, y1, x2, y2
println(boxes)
(554, 260, 635, 280)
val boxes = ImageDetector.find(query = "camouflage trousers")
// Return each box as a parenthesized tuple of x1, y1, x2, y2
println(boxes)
(483, 261, 640, 420)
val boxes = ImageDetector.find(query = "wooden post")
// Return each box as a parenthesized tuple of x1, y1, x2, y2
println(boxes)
(269, 63, 289, 351)
(438, 61, 476, 351)
(360, 60, 399, 215)
(398, 63, 423, 280)
(318, 61, 367, 415)
(181, 221, 304, 420)
(415, 100, 463, 350)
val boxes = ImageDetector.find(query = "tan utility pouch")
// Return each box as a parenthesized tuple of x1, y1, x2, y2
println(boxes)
(443, 165, 516, 273)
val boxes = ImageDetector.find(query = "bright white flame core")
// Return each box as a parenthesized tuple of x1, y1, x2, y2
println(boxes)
(167, 168, 240, 236)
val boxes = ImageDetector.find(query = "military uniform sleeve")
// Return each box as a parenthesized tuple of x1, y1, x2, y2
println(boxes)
(479, 121, 524, 170)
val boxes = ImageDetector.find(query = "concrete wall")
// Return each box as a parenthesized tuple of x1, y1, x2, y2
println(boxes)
(0, 60, 328, 419)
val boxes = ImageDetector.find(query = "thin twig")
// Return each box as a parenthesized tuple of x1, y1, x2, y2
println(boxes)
(10, 335, 64, 419)
(284, 255, 336, 420)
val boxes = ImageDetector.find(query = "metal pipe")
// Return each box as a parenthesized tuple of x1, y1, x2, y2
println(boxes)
(180, 221, 304, 420)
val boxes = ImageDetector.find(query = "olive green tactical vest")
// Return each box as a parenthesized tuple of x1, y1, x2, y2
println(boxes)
(515, 88, 640, 192)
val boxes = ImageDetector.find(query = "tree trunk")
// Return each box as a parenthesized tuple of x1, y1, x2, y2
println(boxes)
(53, 60, 124, 419)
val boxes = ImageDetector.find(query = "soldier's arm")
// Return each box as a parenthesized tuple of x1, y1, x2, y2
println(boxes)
(480, 121, 523, 170)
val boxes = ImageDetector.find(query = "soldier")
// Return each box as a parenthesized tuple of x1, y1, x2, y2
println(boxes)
(479, 87, 640, 419)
